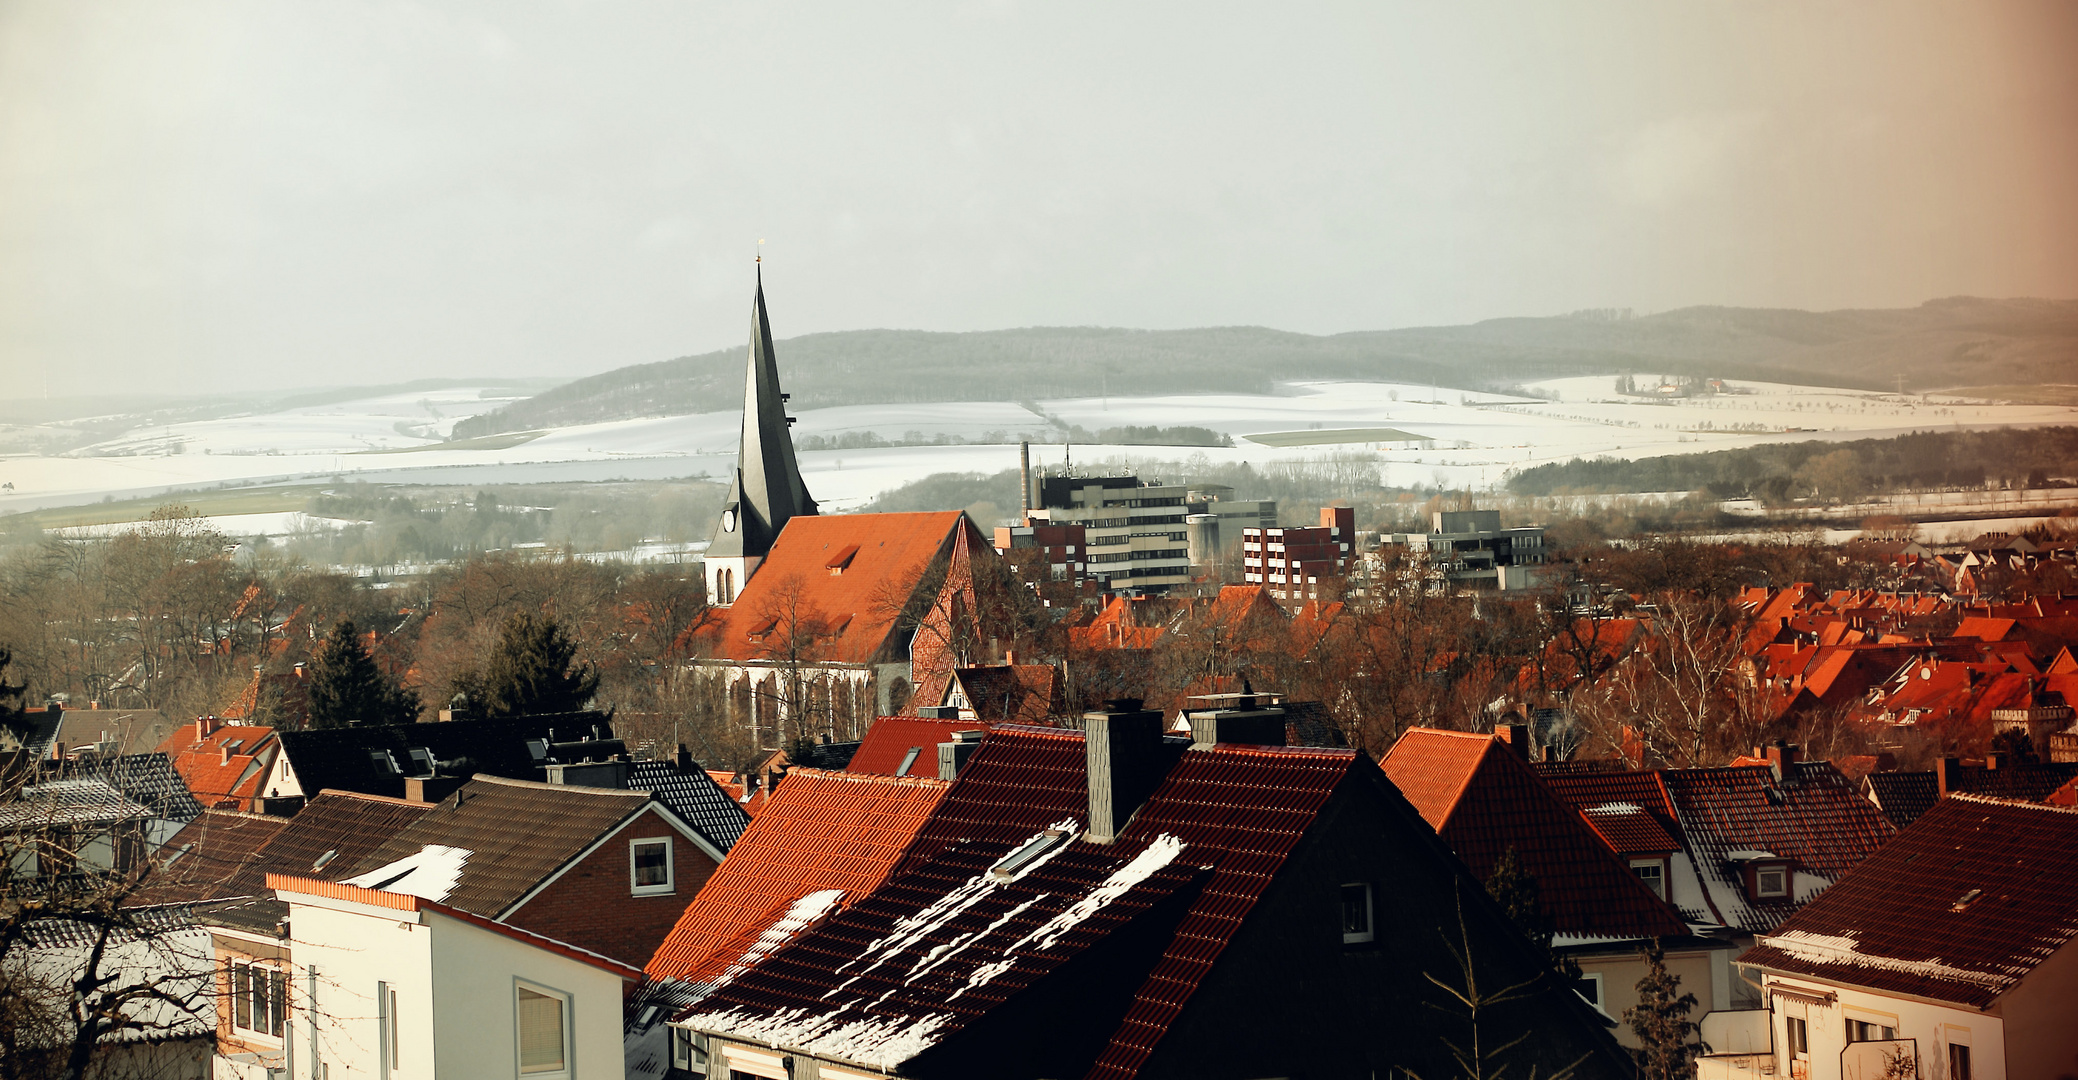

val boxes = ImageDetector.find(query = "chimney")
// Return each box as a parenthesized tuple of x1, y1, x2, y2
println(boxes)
(1004, 649, 1019, 667)
(937, 729, 985, 780)
(675, 743, 695, 770)
(1084, 699, 1167, 844)
(220, 743, 233, 766)
(1501, 723, 1531, 760)
(1764, 740, 1798, 781)
(1937, 756, 1960, 796)
(1187, 705, 1286, 748)
(544, 760, 632, 789)
(405, 775, 469, 804)
(1986, 751, 2007, 771)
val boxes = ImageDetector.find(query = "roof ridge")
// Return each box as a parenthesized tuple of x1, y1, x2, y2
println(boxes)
(468, 773, 649, 797)
(784, 766, 950, 788)
(311, 788, 435, 807)
(1947, 791, 2078, 814)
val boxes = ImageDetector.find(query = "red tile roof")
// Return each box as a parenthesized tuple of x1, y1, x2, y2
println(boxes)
(847, 716, 982, 776)
(680, 726, 1365, 1080)
(1739, 795, 2078, 1008)
(645, 768, 950, 983)
(156, 723, 279, 810)
(695, 512, 967, 664)
(1381, 729, 1685, 940)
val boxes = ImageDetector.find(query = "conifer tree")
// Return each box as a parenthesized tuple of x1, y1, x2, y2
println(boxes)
(1625, 939, 1704, 1080)
(307, 620, 421, 729)
(471, 612, 599, 718)
(1484, 847, 1583, 981)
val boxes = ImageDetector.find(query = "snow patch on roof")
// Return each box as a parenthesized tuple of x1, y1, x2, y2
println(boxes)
(344, 844, 471, 902)
(1760, 929, 2012, 990)
(694, 1005, 953, 1071)
(1587, 802, 1643, 815)
(838, 821, 1079, 983)
(1008, 832, 1186, 953)
(709, 888, 846, 992)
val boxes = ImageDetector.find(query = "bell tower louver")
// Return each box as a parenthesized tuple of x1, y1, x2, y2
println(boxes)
(707, 264, 817, 605)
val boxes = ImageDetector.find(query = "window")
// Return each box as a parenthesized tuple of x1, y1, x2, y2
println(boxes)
(1574, 973, 1603, 1012)
(1947, 1043, 1972, 1080)
(1630, 859, 1665, 900)
(670, 1027, 707, 1074)
(1846, 1019, 1897, 1043)
(1755, 866, 1788, 898)
(1786, 1017, 1809, 1058)
(378, 981, 399, 1079)
(1340, 883, 1374, 945)
(229, 961, 288, 1039)
(516, 984, 570, 1077)
(630, 838, 674, 895)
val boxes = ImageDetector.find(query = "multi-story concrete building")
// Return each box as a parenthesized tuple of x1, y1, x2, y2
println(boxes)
(1244, 506, 1356, 601)
(1027, 476, 1274, 595)
(1382, 509, 1548, 590)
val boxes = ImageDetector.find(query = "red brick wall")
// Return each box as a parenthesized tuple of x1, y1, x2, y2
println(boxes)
(504, 807, 719, 968)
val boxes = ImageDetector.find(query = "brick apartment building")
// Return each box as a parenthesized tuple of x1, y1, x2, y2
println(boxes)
(1244, 506, 1356, 601)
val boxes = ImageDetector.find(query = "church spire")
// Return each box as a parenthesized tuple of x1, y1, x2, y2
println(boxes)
(708, 263, 816, 603)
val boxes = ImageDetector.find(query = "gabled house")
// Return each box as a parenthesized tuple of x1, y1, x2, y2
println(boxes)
(933, 662, 1067, 725)
(259, 874, 643, 1080)
(338, 773, 724, 967)
(157, 717, 280, 812)
(672, 707, 1634, 1080)
(4, 702, 183, 759)
(1732, 796, 2078, 1080)
(1380, 727, 1714, 1040)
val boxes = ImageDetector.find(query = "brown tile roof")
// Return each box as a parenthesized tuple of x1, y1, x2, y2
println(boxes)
(1381, 729, 1686, 940)
(645, 768, 950, 983)
(696, 512, 966, 664)
(341, 775, 659, 918)
(1659, 763, 1896, 933)
(219, 790, 434, 898)
(948, 664, 1063, 725)
(133, 809, 290, 907)
(1739, 795, 2078, 1008)
(156, 723, 278, 810)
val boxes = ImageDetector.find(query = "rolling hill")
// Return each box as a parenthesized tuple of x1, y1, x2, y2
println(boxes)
(452, 296, 2078, 439)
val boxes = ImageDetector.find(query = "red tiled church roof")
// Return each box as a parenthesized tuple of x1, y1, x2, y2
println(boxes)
(645, 768, 950, 983)
(696, 512, 969, 665)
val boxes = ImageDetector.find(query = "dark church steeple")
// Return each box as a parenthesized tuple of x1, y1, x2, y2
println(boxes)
(707, 264, 816, 604)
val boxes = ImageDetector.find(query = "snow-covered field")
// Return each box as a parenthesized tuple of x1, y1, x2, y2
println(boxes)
(3, 377, 2075, 520)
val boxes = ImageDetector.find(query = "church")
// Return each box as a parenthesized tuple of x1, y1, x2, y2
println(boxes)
(689, 268, 1026, 742)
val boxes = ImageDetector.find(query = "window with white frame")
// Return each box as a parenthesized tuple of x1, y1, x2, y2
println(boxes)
(630, 836, 674, 895)
(229, 961, 287, 1039)
(377, 981, 399, 1080)
(1753, 863, 1790, 899)
(670, 1026, 707, 1074)
(1574, 972, 1604, 1012)
(1630, 859, 1665, 900)
(1340, 882, 1374, 945)
(516, 983, 571, 1078)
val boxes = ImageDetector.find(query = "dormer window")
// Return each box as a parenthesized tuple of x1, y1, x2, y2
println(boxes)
(1755, 866, 1788, 897)
(1630, 858, 1666, 900)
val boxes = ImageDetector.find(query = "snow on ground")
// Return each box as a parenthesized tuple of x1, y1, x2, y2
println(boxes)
(49, 511, 363, 540)
(4, 377, 2076, 520)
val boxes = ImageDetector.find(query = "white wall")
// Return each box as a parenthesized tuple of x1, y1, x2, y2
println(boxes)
(282, 899, 626, 1080)
(1762, 974, 2006, 1080)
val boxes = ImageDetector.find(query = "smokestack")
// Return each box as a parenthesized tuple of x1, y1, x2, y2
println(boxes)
(1020, 441, 1032, 523)
(1084, 700, 1166, 844)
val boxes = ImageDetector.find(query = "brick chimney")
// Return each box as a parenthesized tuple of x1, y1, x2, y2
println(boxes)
(1501, 723, 1531, 760)
(674, 743, 695, 770)
(1764, 740, 1798, 781)
(1986, 751, 2007, 771)
(1085, 699, 1167, 844)
(1937, 756, 1960, 796)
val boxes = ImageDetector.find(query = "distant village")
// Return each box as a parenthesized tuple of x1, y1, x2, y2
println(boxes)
(6, 277, 2078, 1080)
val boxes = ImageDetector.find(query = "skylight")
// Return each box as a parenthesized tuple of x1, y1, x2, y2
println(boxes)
(989, 828, 1070, 881)
(896, 747, 923, 777)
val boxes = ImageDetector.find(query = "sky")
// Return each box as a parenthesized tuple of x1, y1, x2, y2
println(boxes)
(3, 1, 2076, 399)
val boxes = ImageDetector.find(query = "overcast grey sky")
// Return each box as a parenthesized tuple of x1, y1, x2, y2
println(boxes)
(3, 1, 2075, 399)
